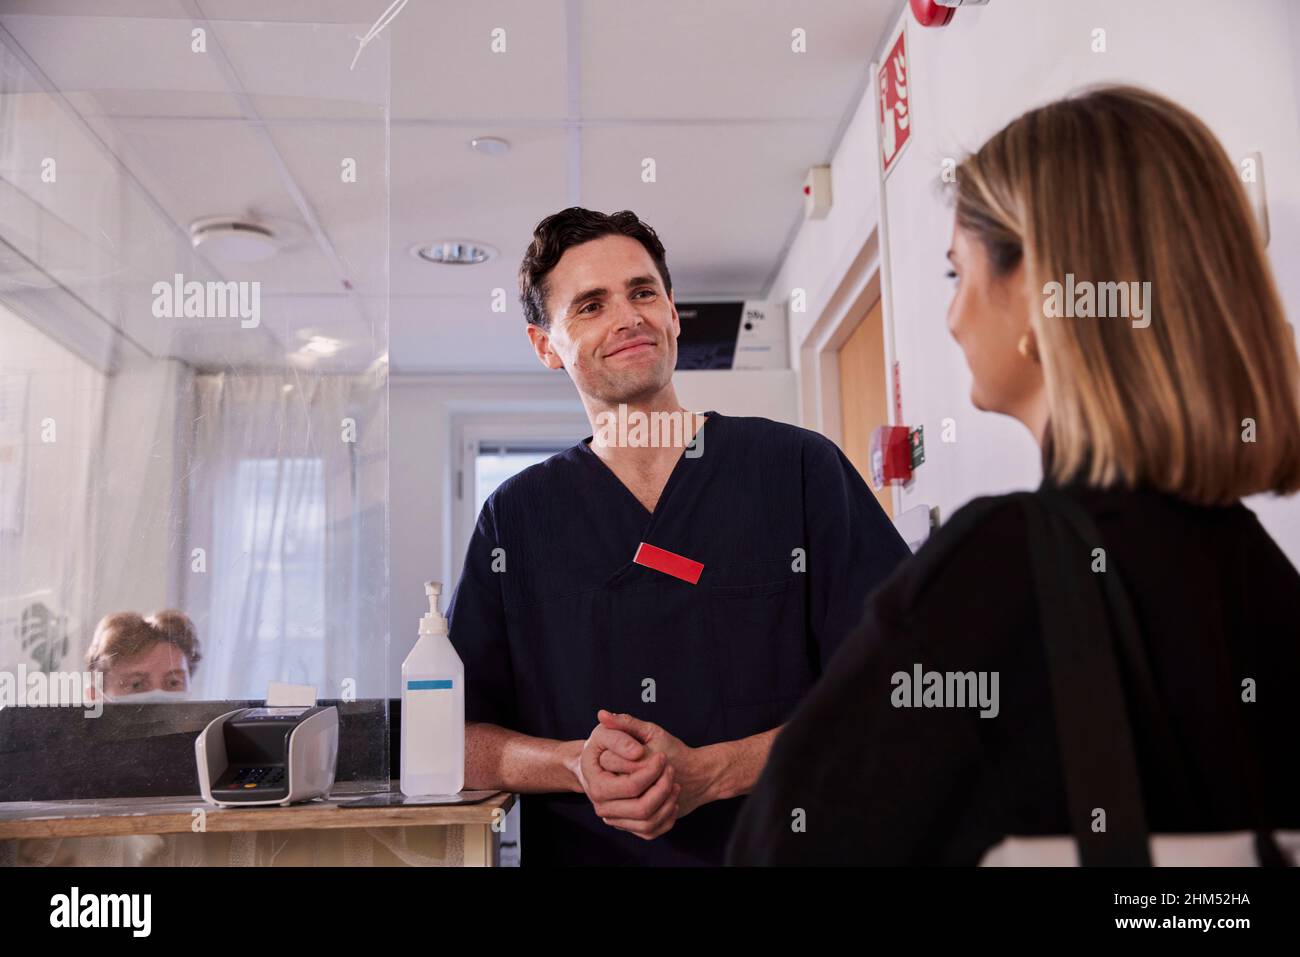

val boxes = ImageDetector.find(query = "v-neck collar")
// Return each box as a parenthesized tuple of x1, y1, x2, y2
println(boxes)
(578, 410, 718, 525)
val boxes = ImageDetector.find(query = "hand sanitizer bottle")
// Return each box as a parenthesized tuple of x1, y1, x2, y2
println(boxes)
(400, 581, 464, 796)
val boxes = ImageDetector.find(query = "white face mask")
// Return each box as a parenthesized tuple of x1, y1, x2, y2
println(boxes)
(105, 689, 192, 704)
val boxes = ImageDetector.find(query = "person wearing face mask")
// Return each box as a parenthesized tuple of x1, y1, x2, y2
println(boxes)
(444, 207, 911, 865)
(726, 85, 1300, 865)
(85, 609, 201, 702)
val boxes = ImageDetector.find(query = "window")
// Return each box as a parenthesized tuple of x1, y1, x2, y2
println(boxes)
(474, 443, 565, 515)
(232, 457, 326, 646)
(450, 417, 589, 595)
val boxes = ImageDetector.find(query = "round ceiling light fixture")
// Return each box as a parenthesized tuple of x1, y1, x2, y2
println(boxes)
(189, 217, 281, 263)
(411, 240, 497, 265)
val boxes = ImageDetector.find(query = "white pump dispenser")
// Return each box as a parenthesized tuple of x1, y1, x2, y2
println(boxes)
(399, 581, 465, 796)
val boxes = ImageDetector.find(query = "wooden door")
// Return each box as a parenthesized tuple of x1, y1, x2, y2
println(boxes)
(837, 299, 892, 518)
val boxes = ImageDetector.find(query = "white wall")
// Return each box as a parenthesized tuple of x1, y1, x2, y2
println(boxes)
(674, 369, 798, 426)
(778, 0, 1300, 564)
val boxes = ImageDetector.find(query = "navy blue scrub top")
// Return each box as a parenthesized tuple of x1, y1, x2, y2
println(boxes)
(446, 411, 910, 865)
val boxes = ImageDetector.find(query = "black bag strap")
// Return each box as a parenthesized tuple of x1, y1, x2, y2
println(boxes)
(1021, 491, 1151, 865)
(1036, 490, 1195, 797)
(1024, 488, 1291, 866)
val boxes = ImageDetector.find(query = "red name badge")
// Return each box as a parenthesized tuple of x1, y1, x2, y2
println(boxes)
(633, 542, 704, 585)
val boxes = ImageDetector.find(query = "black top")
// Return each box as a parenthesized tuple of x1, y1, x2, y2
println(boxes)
(727, 483, 1300, 865)
(446, 411, 910, 865)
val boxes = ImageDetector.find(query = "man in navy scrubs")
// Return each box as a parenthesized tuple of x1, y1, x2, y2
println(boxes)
(446, 207, 909, 865)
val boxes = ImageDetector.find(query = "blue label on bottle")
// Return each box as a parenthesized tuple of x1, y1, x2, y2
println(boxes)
(407, 679, 453, 690)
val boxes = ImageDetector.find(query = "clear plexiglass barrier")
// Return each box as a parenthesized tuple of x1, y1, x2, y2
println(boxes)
(0, 14, 391, 802)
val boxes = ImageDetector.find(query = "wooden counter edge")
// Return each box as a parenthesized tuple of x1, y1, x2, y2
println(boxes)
(0, 792, 516, 841)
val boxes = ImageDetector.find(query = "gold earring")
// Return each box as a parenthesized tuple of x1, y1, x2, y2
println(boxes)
(1017, 332, 1039, 362)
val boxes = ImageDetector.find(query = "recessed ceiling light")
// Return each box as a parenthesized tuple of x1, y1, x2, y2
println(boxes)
(470, 136, 510, 156)
(189, 217, 280, 263)
(411, 241, 497, 265)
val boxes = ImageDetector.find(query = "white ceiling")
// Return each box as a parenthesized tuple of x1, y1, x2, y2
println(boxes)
(0, 0, 900, 373)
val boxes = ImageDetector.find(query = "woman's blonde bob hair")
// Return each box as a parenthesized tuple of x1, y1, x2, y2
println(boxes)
(955, 84, 1300, 503)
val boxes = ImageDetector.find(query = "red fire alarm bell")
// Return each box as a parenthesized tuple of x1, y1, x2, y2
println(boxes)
(870, 425, 913, 488)
(909, 0, 954, 27)
(910, 0, 989, 28)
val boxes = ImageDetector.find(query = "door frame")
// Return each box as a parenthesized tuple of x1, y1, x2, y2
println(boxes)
(796, 228, 900, 517)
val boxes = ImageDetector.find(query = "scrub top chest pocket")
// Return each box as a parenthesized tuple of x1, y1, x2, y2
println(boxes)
(708, 573, 810, 709)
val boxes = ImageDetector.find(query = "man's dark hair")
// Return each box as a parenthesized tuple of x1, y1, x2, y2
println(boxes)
(519, 207, 672, 329)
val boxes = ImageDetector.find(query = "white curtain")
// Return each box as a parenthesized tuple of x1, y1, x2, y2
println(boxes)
(184, 370, 387, 701)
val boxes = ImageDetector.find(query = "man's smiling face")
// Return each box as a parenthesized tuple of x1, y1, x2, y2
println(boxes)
(527, 234, 680, 405)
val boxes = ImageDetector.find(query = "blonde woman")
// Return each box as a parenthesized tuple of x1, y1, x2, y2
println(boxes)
(728, 86, 1300, 865)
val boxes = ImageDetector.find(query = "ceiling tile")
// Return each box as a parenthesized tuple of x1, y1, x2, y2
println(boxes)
(388, 124, 568, 299)
(581, 122, 828, 297)
(581, 0, 886, 121)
